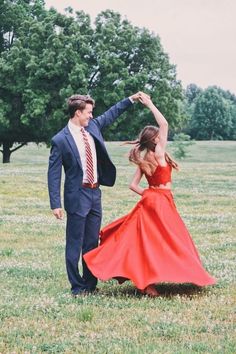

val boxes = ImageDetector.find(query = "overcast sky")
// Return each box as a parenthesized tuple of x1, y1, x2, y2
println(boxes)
(45, 0, 236, 95)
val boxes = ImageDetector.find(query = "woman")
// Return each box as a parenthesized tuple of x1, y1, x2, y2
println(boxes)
(83, 93, 216, 297)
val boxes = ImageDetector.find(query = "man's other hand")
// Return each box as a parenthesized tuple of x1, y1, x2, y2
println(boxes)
(52, 208, 64, 220)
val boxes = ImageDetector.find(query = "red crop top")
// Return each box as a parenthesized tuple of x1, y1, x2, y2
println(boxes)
(145, 164, 172, 186)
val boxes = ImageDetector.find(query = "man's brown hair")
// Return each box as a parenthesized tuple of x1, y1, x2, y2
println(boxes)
(67, 95, 95, 118)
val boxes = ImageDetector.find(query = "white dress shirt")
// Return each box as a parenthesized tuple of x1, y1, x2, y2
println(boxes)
(68, 120, 98, 183)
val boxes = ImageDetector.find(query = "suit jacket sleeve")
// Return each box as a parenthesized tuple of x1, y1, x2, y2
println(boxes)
(93, 98, 133, 130)
(47, 139, 62, 209)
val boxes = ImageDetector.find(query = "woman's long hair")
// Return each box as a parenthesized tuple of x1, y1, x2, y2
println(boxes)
(126, 125, 178, 175)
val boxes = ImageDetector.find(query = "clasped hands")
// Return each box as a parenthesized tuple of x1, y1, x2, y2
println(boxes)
(130, 91, 153, 107)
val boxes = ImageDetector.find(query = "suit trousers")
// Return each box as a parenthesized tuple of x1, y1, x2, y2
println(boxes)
(65, 187, 102, 294)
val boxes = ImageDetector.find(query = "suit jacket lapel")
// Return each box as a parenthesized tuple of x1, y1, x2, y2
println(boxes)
(63, 126, 82, 168)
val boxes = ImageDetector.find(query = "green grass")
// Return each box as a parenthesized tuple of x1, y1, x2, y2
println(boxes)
(0, 141, 236, 353)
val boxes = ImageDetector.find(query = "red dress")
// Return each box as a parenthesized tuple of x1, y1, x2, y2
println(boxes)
(84, 164, 216, 290)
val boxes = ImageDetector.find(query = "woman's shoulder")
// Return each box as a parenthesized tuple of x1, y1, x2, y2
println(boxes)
(145, 151, 158, 163)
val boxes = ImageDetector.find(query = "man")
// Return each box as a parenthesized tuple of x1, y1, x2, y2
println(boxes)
(48, 92, 142, 296)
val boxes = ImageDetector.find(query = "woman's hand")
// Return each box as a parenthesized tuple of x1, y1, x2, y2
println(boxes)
(130, 91, 150, 102)
(138, 93, 153, 108)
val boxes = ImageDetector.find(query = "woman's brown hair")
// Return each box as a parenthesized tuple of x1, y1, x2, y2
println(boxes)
(127, 125, 178, 175)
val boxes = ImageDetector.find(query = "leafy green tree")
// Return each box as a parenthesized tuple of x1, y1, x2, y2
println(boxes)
(216, 88, 236, 139)
(181, 84, 202, 137)
(189, 87, 234, 140)
(0, 4, 184, 163)
(0, 1, 93, 162)
(89, 10, 184, 140)
(185, 83, 202, 105)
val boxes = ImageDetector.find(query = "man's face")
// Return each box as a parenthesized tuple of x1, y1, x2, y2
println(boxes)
(75, 104, 93, 126)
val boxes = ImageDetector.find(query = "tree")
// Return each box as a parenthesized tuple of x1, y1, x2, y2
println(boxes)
(185, 83, 202, 105)
(0, 4, 184, 162)
(0, 1, 93, 162)
(181, 84, 202, 137)
(189, 87, 233, 140)
(89, 10, 184, 140)
(216, 88, 236, 139)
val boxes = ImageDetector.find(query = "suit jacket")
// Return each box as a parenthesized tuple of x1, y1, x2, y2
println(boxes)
(48, 98, 132, 213)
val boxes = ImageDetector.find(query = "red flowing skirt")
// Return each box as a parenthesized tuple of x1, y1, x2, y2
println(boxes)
(83, 189, 216, 290)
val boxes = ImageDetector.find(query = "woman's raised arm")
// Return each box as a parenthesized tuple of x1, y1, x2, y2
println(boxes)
(139, 94, 168, 150)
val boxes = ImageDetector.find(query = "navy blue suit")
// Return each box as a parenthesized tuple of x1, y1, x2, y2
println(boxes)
(48, 98, 133, 294)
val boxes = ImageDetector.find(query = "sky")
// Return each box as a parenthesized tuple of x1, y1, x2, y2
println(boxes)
(45, 0, 236, 95)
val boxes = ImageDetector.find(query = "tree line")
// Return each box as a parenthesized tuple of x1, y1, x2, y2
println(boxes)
(184, 84, 236, 140)
(0, 0, 235, 163)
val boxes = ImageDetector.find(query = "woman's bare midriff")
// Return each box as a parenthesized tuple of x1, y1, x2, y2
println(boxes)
(149, 182, 171, 190)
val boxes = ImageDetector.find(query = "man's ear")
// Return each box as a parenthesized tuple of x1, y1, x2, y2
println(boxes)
(75, 109, 81, 118)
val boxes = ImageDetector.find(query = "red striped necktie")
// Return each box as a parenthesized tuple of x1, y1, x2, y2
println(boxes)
(80, 127, 94, 184)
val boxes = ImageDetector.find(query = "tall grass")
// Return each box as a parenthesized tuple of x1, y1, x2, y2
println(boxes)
(0, 141, 235, 353)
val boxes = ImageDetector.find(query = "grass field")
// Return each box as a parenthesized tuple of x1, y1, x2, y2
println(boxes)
(0, 141, 236, 353)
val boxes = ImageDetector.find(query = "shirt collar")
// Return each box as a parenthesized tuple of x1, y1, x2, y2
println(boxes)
(68, 119, 82, 134)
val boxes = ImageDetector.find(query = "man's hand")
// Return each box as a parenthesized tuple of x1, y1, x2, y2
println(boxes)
(52, 208, 64, 220)
(130, 91, 150, 102)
